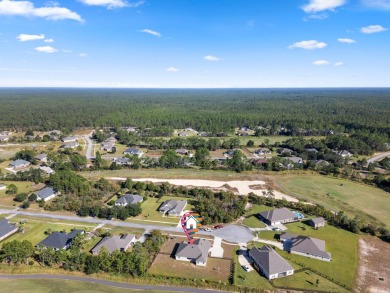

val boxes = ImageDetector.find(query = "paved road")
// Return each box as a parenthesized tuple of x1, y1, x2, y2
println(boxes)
(0, 274, 235, 293)
(0, 209, 254, 243)
(367, 151, 390, 163)
(82, 132, 94, 159)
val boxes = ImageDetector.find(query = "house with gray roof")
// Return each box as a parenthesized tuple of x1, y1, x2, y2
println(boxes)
(60, 141, 79, 149)
(287, 157, 304, 164)
(101, 142, 115, 152)
(158, 199, 187, 216)
(35, 153, 48, 163)
(175, 239, 212, 266)
(115, 194, 143, 207)
(249, 246, 294, 280)
(259, 208, 298, 226)
(62, 136, 77, 143)
(113, 157, 131, 166)
(37, 230, 84, 250)
(91, 234, 136, 255)
(280, 233, 332, 262)
(9, 159, 30, 169)
(39, 166, 55, 175)
(0, 218, 18, 241)
(36, 187, 59, 202)
(279, 148, 293, 155)
(308, 217, 326, 229)
(0, 135, 9, 142)
(123, 148, 144, 157)
(254, 148, 271, 155)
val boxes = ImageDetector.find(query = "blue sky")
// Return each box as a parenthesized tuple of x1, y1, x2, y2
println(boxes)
(0, 0, 389, 87)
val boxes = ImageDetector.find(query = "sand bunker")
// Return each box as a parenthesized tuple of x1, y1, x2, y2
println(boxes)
(109, 177, 298, 202)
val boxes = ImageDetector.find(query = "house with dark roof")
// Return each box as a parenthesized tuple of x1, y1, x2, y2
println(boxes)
(115, 194, 143, 206)
(249, 246, 294, 280)
(35, 153, 48, 163)
(123, 148, 144, 157)
(91, 234, 136, 255)
(36, 187, 59, 202)
(113, 157, 131, 166)
(308, 217, 326, 229)
(0, 218, 18, 241)
(9, 159, 30, 169)
(259, 208, 298, 226)
(280, 233, 332, 262)
(37, 230, 84, 250)
(158, 199, 187, 216)
(175, 239, 212, 266)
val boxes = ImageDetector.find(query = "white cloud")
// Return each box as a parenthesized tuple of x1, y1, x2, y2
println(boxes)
(35, 46, 58, 53)
(0, 0, 82, 22)
(166, 67, 179, 72)
(304, 13, 329, 20)
(361, 25, 388, 34)
(289, 40, 327, 50)
(62, 49, 73, 53)
(79, 0, 144, 9)
(204, 55, 221, 61)
(79, 53, 88, 57)
(338, 38, 356, 43)
(312, 60, 330, 65)
(140, 29, 161, 37)
(361, 0, 390, 10)
(44, 38, 54, 43)
(302, 0, 347, 13)
(17, 33, 45, 42)
(334, 61, 344, 66)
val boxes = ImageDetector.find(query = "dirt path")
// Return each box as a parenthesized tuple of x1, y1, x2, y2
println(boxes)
(355, 236, 390, 293)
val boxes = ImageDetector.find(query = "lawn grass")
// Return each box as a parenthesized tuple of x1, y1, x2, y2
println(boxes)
(242, 216, 266, 228)
(274, 174, 390, 227)
(2, 216, 98, 246)
(102, 224, 145, 236)
(258, 221, 358, 289)
(0, 279, 171, 293)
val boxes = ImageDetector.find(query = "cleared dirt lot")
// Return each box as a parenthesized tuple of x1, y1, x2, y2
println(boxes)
(355, 236, 390, 293)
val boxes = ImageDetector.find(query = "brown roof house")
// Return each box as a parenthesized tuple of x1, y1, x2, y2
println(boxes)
(259, 208, 298, 226)
(249, 246, 294, 280)
(175, 239, 212, 266)
(280, 233, 332, 262)
(308, 217, 326, 229)
(91, 234, 137, 255)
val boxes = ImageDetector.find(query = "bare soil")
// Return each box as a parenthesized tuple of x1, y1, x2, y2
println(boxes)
(355, 236, 390, 293)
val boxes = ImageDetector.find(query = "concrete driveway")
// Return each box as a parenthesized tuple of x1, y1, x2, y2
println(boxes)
(237, 249, 254, 272)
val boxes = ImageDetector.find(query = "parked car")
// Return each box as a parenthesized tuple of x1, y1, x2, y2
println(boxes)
(214, 224, 224, 229)
(204, 228, 212, 232)
(242, 265, 250, 272)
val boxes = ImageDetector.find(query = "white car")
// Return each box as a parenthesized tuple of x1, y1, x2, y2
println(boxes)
(204, 228, 212, 232)
(242, 265, 250, 272)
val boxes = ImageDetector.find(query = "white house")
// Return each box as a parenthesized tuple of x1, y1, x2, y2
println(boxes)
(36, 187, 59, 201)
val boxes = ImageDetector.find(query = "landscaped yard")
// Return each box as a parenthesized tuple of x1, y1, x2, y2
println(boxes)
(241, 205, 271, 228)
(274, 174, 390, 227)
(258, 220, 358, 289)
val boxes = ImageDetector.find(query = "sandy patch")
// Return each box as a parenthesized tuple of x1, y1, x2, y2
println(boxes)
(109, 177, 298, 202)
(355, 236, 390, 293)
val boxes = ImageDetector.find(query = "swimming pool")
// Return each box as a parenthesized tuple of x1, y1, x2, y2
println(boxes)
(293, 211, 304, 219)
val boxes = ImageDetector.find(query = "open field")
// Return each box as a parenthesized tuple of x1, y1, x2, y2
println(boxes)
(2, 216, 98, 246)
(274, 174, 390, 227)
(355, 236, 390, 293)
(258, 220, 358, 289)
(0, 279, 175, 293)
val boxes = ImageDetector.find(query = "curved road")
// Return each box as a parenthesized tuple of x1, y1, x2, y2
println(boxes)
(367, 151, 390, 164)
(0, 274, 234, 293)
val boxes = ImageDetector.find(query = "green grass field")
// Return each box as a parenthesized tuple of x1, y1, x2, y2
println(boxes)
(274, 174, 390, 227)
(258, 220, 358, 289)
(0, 279, 176, 293)
(241, 205, 271, 228)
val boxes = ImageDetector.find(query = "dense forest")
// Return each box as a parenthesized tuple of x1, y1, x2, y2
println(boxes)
(0, 88, 389, 136)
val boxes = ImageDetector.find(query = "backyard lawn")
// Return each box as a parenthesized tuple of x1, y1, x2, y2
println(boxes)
(274, 174, 390, 227)
(241, 204, 271, 228)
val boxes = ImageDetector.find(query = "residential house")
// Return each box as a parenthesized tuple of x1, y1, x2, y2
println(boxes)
(308, 217, 326, 229)
(224, 149, 240, 158)
(254, 148, 271, 156)
(101, 142, 115, 152)
(0, 131, 12, 136)
(333, 150, 352, 157)
(251, 158, 268, 167)
(0, 135, 9, 142)
(115, 194, 143, 206)
(105, 137, 117, 143)
(61, 136, 77, 143)
(287, 157, 304, 164)
(313, 160, 330, 167)
(178, 132, 189, 137)
(37, 230, 84, 250)
(305, 148, 318, 153)
(39, 166, 55, 175)
(198, 132, 211, 137)
(0, 184, 6, 191)
(249, 246, 294, 280)
(279, 148, 293, 155)
(158, 199, 187, 216)
(61, 141, 79, 149)
(91, 234, 137, 255)
(280, 233, 332, 261)
(112, 157, 131, 166)
(176, 149, 189, 155)
(175, 239, 212, 266)
(123, 148, 144, 157)
(36, 187, 59, 201)
(259, 208, 298, 226)
(9, 159, 30, 169)
(35, 153, 48, 163)
(0, 218, 18, 241)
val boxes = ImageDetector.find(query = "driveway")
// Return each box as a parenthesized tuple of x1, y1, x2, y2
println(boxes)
(82, 132, 94, 159)
(210, 237, 224, 258)
(237, 249, 254, 272)
(367, 152, 390, 163)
